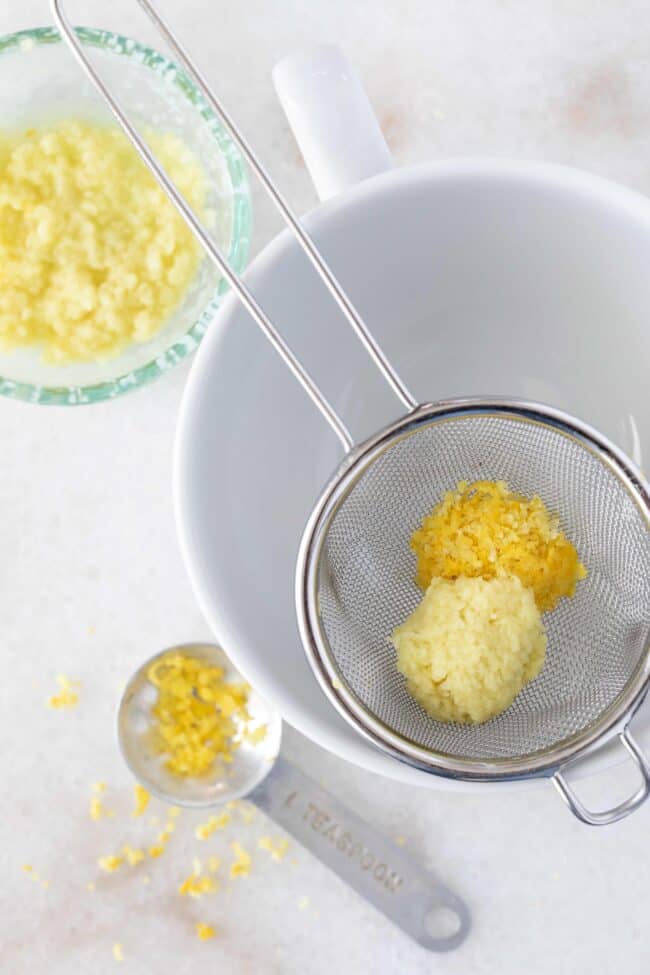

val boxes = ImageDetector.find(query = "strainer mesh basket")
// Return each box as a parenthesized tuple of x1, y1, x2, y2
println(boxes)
(316, 412, 650, 762)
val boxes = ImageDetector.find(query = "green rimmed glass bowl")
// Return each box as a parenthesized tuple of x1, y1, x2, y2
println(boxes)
(0, 26, 251, 404)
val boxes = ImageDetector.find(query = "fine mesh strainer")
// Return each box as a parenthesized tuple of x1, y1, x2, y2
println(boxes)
(298, 401, 650, 825)
(54, 0, 650, 825)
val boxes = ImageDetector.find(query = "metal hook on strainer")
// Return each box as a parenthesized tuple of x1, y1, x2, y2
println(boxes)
(53, 0, 650, 825)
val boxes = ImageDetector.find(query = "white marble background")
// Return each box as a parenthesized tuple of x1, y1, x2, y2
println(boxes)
(1, 1, 649, 973)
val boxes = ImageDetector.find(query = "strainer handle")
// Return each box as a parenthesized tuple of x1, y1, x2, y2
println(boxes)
(51, 0, 417, 452)
(249, 755, 471, 951)
(553, 727, 650, 826)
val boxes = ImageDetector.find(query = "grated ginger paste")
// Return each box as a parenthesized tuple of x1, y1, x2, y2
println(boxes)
(0, 120, 205, 362)
(393, 574, 547, 723)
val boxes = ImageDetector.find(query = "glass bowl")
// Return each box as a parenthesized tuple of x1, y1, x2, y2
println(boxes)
(0, 26, 251, 404)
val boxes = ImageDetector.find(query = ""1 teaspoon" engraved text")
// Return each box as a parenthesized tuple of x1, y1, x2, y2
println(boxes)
(283, 791, 403, 892)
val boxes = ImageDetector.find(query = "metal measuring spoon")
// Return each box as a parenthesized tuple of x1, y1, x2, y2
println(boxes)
(118, 643, 470, 951)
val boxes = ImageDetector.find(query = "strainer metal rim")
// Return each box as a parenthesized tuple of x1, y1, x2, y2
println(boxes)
(296, 397, 650, 782)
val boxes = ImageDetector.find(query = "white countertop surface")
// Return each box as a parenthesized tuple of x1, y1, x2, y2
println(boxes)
(2, 1, 649, 972)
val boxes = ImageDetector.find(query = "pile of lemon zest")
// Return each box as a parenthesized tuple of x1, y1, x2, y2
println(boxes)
(146, 651, 250, 778)
(410, 480, 587, 612)
(194, 812, 230, 840)
(98, 854, 124, 873)
(229, 841, 251, 878)
(132, 784, 150, 818)
(112, 943, 124, 963)
(195, 922, 216, 941)
(257, 836, 290, 863)
(47, 674, 80, 710)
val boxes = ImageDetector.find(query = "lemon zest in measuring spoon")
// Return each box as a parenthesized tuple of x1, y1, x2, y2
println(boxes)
(146, 652, 251, 778)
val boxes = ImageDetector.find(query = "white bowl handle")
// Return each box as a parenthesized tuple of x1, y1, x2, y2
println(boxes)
(272, 45, 393, 202)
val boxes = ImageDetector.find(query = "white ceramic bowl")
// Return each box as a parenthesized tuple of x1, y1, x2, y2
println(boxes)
(175, 53, 649, 791)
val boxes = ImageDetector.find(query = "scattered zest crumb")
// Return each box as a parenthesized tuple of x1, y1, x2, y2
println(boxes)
(98, 854, 124, 873)
(89, 782, 112, 821)
(142, 875, 151, 886)
(195, 922, 216, 942)
(47, 674, 80, 710)
(112, 943, 124, 963)
(23, 864, 49, 888)
(298, 896, 310, 911)
(132, 784, 151, 818)
(178, 868, 219, 898)
(87, 882, 96, 892)
(257, 836, 290, 863)
(230, 841, 252, 878)
(194, 812, 230, 840)
(122, 845, 145, 867)
(147, 821, 175, 860)
(226, 800, 256, 824)
(207, 856, 221, 874)
(243, 723, 268, 745)
(167, 806, 182, 818)
(395, 835, 407, 847)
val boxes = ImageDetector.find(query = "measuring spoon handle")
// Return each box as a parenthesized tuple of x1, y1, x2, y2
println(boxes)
(248, 755, 470, 951)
